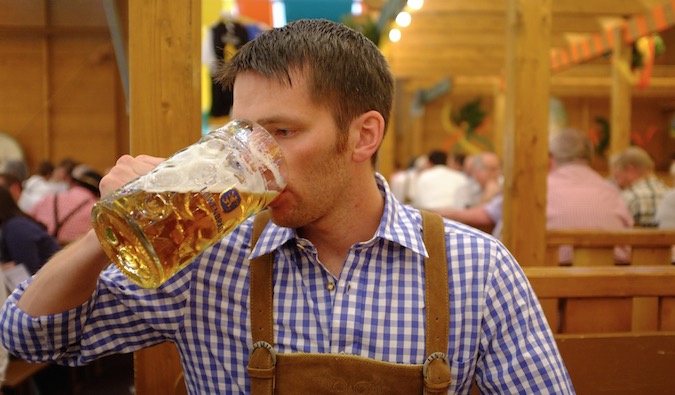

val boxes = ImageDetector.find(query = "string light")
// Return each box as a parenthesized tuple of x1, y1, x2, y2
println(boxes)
(395, 11, 411, 28)
(407, 0, 423, 10)
(389, 28, 401, 43)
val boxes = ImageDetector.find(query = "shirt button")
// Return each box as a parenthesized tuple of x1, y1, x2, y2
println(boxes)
(326, 282, 335, 291)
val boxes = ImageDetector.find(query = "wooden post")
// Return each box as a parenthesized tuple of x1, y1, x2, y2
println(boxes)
(609, 25, 632, 158)
(502, 0, 551, 267)
(128, 1, 201, 394)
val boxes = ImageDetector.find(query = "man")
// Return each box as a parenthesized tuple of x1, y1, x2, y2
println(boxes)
(610, 146, 668, 227)
(30, 164, 102, 244)
(465, 152, 502, 207)
(0, 20, 573, 394)
(411, 150, 471, 210)
(548, 128, 633, 263)
(433, 152, 504, 238)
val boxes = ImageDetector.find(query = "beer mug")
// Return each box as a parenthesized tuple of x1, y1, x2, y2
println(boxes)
(92, 119, 287, 288)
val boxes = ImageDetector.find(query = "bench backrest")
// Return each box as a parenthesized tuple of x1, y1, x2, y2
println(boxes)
(538, 229, 675, 334)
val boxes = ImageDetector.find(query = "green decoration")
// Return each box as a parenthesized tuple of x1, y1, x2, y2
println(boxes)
(452, 98, 486, 135)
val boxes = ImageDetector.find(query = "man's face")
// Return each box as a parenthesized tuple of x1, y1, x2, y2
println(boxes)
(231, 71, 352, 229)
(611, 165, 631, 189)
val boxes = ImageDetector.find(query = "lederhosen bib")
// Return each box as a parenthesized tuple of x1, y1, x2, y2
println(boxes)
(246, 210, 452, 395)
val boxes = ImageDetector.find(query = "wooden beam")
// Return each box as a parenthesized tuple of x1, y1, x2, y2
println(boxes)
(128, 1, 201, 394)
(501, 0, 551, 266)
(610, 27, 632, 158)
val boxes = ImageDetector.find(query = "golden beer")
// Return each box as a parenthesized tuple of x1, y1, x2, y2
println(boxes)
(92, 188, 279, 288)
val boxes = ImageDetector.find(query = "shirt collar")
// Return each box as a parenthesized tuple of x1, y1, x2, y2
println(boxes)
(249, 173, 428, 259)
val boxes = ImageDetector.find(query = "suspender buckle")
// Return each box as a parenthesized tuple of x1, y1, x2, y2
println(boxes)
(251, 341, 277, 365)
(422, 352, 449, 379)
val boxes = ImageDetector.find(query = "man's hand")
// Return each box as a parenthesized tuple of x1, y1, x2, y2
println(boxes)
(100, 155, 165, 197)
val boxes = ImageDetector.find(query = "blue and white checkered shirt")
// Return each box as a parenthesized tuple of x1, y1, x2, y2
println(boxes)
(0, 174, 574, 394)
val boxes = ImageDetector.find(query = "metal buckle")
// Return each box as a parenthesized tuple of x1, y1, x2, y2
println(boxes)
(251, 341, 277, 365)
(422, 352, 450, 378)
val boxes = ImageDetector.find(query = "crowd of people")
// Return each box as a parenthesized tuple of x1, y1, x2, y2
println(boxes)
(0, 157, 103, 392)
(392, 128, 674, 264)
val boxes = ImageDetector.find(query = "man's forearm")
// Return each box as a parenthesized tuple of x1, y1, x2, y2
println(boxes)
(17, 230, 111, 317)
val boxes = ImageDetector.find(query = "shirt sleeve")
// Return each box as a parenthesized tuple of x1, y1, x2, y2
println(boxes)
(0, 264, 191, 366)
(475, 246, 575, 394)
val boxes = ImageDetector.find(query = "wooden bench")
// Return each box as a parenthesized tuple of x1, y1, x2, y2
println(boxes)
(541, 229, 675, 334)
(524, 264, 675, 394)
(555, 332, 675, 395)
(1, 359, 49, 395)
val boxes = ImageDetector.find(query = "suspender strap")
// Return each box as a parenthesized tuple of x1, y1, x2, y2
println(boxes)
(250, 210, 274, 345)
(248, 210, 276, 394)
(421, 210, 450, 355)
(52, 194, 89, 239)
(420, 210, 452, 394)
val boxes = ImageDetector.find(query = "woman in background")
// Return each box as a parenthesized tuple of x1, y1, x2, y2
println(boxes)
(0, 186, 61, 276)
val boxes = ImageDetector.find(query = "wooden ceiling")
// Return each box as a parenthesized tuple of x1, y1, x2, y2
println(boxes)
(364, 0, 675, 96)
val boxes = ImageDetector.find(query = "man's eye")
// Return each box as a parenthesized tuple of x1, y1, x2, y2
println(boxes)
(274, 129, 293, 137)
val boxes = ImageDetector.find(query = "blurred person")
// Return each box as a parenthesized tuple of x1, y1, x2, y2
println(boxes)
(0, 172, 23, 203)
(610, 146, 668, 227)
(18, 160, 63, 213)
(447, 151, 466, 171)
(462, 154, 483, 207)
(0, 159, 29, 183)
(434, 193, 503, 239)
(0, 19, 572, 394)
(468, 152, 502, 207)
(388, 155, 427, 204)
(656, 160, 675, 229)
(549, 128, 633, 263)
(30, 164, 102, 244)
(0, 186, 61, 275)
(656, 161, 675, 262)
(411, 149, 471, 210)
(49, 158, 78, 193)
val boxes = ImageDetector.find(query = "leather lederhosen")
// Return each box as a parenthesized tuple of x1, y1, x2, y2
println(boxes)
(246, 210, 452, 395)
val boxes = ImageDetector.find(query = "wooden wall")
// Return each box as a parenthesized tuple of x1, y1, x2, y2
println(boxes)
(0, 0, 129, 175)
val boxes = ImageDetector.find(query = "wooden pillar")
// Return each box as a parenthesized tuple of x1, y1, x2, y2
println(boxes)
(609, 26, 632, 158)
(492, 81, 505, 160)
(128, 1, 201, 394)
(502, 0, 551, 267)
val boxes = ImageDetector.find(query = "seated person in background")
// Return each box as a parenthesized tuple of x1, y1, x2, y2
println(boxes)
(18, 160, 62, 213)
(0, 172, 24, 203)
(466, 152, 502, 207)
(610, 146, 668, 227)
(30, 164, 102, 245)
(548, 128, 633, 263)
(656, 161, 675, 262)
(462, 154, 482, 207)
(0, 186, 61, 275)
(388, 155, 427, 204)
(411, 149, 471, 210)
(433, 193, 503, 239)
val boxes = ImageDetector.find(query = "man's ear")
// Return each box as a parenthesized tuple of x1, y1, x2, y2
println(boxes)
(351, 110, 385, 164)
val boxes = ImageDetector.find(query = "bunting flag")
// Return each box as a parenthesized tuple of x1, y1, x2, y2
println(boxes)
(551, 0, 675, 72)
(237, 0, 274, 27)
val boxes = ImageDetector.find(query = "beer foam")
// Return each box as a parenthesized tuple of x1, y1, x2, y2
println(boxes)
(141, 128, 285, 194)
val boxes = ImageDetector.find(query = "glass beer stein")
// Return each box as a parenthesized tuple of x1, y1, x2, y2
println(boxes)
(92, 119, 287, 288)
